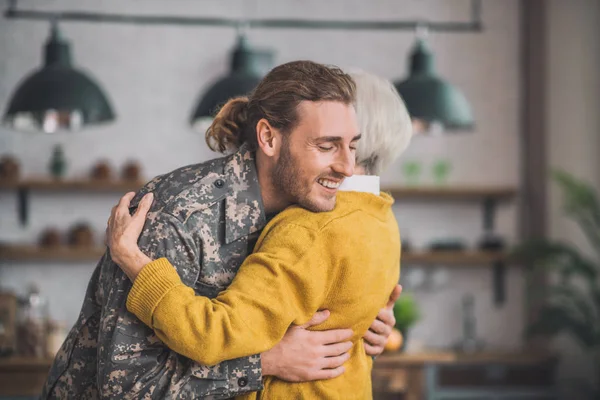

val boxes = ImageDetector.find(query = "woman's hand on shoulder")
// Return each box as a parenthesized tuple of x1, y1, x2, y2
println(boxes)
(106, 192, 154, 281)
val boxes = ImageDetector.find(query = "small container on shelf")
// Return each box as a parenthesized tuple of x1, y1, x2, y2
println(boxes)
(477, 232, 506, 251)
(0, 291, 17, 357)
(46, 320, 67, 358)
(16, 285, 49, 359)
(39, 228, 62, 248)
(0, 155, 20, 181)
(427, 238, 467, 252)
(121, 161, 142, 182)
(90, 161, 113, 181)
(48, 145, 67, 179)
(68, 223, 94, 247)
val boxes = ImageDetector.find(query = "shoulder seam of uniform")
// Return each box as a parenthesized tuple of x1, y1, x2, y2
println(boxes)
(146, 158, 229, 221)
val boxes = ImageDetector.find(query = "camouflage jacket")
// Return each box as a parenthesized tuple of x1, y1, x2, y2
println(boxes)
(41, 144, 267, 399)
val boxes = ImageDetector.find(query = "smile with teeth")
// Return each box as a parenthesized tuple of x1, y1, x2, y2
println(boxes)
(317, 178, 341, 189)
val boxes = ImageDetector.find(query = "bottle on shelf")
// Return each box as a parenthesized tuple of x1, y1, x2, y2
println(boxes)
(16, 284, 49, 358)
(49, 144, 67, 179)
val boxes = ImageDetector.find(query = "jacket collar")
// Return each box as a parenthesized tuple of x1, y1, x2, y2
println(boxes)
(223, 143, 267, 244)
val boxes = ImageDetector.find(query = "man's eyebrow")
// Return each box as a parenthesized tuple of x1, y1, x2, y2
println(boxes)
(314, 134, 362, 143)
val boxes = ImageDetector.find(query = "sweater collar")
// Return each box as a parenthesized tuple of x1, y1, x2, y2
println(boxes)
(335, 190, 394, 214)
(338, 175, 380, 195)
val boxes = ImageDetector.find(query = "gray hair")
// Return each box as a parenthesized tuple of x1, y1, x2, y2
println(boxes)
(350, 70, 413, 175)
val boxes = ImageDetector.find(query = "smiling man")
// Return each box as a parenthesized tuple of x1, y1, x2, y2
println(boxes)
(267, 101, 360, 213)
(41, 61, 400, 399)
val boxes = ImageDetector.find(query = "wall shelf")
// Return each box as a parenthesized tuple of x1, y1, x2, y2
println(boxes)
(382, 185, 517, 201)
(402, 250, 507, 265)
(0, 177, 145, 225)
(0, 178, 144, 192)
(384, 185, 518, 306)
(0, 245, 106, 262)
(374, 350, 555, 367)
(0, 356, 54, 369)
(0, 181, 518, 306)
(0, 181, 515, 198)
(0, 245, 509, 266)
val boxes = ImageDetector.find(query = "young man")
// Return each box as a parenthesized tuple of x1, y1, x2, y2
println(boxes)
(106, 70, 412, 399)
(42, 61, 399, 399)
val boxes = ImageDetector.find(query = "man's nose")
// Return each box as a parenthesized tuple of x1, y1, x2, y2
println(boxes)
(332, 148, 355, 177)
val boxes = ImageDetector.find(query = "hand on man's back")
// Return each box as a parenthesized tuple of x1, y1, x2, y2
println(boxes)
(261, 310, 353, 382)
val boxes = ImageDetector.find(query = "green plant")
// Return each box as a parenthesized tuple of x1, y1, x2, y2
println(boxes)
(402, 161, 422, 185)
(432, 159, 452, 185)
(393, 292, 421, 332)
(512, 170, 600, 396)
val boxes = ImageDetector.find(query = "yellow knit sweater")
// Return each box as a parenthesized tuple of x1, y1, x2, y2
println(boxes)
(127, 191, 401, 399)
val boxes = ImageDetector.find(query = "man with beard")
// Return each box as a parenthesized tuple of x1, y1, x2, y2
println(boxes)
(106, 70, 412, 399)
(41, 60, 400, 399)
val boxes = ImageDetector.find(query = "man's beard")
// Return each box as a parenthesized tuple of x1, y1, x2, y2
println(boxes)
(271, 139, 335, 213)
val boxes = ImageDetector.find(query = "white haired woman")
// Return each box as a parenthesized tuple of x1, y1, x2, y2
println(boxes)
(106, 69, 413, 399)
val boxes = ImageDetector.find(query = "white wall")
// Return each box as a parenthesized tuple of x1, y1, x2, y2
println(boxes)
(0, 0, 524, 351)
(546, 0, 600, 395)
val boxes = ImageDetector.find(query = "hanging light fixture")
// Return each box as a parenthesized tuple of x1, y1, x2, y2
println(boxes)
(394, 37, 474, 134)
(3, 21, 115, 133)
(190, 34, 273, 131)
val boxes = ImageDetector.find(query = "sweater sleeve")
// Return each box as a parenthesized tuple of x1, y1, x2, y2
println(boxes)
(126, 222, 331, 366)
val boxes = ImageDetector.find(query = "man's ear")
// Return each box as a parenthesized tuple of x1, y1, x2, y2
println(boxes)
(256, 118, 282, 157)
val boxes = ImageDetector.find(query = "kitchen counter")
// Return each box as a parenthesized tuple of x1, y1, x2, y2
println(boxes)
(372, 350, 557, 400)
(374, 349, 556, 366)
(0, 356, 54, 398)
(0, 351, 557, 399)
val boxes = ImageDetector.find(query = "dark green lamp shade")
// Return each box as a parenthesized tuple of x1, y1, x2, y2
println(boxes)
(190, 36, 273, 131)
(394, 39, 473, 134)
(3, 25, 115, 133)
(190, 73, 262, 123)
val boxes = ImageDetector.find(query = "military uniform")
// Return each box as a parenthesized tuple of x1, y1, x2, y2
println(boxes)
(42, 144, 266, 399)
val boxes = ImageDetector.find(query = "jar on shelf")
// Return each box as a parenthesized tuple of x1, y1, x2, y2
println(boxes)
(16, 285, 49, 358)
(0, 291, 17, 357)
(49, 144, 67, 179)
(46, 320, 67, 358)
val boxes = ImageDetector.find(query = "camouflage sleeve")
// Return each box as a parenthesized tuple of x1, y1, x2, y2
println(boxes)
(97, 208, 262, 400)
(41, 254, 107, 399)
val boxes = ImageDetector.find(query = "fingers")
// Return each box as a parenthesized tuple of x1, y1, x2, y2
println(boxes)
(385, 284, 402, 308)
(376, 307, 396, 329)
(114, 192, 136, 218)
(313, 328, 353, 345)
(321, 341, 353, 357)
(118, 192, 136, 209)
(106, 192, 152, 250)
(133, 193, 153, 219)
(312, 366, 345, 380)
(322, 352, 351, 369)
(368, 318, 392, 336)
(300, 310, 330, 329)
(105, 213, 114, 247)
(109, 205, 117, 221)
(104, 226, 109, 246)
(363, 329, 388, 349)
(363, 341, 382, 357)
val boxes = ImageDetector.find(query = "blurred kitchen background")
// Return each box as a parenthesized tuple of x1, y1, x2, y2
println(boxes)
(0, 0, 598, 399)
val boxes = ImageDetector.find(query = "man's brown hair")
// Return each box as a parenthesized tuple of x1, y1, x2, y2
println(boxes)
(206, 60, 356, 153)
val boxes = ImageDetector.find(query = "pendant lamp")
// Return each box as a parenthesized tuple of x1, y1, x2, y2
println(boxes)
(3, 22, 115, 133)
(394, 38, 473, 134)
(190, 35, 273, 131)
